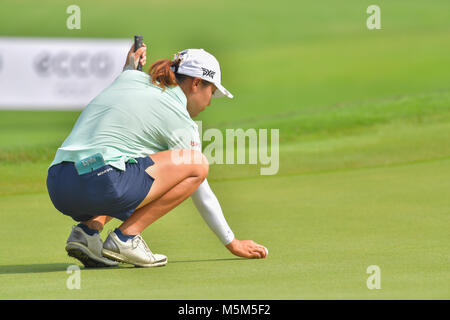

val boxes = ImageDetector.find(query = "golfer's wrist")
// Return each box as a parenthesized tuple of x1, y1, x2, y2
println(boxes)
(225, 238, 238, 250)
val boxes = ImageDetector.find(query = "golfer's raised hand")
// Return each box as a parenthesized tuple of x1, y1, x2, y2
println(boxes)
(226, 239, 268, 259)
(123, 43, 147, 70)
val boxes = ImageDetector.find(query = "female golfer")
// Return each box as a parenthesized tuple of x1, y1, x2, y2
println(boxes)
(46, 42, 268, 267)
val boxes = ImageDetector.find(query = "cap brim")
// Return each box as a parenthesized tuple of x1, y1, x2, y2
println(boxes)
(212, 83, 233, 99)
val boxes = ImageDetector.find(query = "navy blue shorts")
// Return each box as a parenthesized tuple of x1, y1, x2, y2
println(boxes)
(47, 157, 155, 222)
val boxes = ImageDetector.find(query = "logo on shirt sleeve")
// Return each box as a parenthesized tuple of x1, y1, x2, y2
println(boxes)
(190, 140, 201, 148)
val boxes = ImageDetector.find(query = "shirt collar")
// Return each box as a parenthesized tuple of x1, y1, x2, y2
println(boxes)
(132, 70, 188, 110)
(171, 84, 187, 107)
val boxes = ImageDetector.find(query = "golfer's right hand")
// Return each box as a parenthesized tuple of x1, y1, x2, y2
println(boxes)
(123, 43, 147, 70)
(226, 239, 268, 259)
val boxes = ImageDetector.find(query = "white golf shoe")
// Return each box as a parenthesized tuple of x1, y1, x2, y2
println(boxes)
(102, 231, 167, 267)
(65, 225, 119, 268)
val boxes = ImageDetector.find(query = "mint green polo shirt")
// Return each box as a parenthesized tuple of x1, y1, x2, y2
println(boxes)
(50, 70, 201, 171)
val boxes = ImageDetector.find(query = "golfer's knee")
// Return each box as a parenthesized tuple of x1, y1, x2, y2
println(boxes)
(170, 149, 209, 179)
(193, 150, 209, 180)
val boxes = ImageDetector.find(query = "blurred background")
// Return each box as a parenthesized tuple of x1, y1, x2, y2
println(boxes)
(0, 0, 449, 299)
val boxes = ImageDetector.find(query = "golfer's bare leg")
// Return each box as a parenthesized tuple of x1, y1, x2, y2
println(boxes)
(119, 149, 208, 235)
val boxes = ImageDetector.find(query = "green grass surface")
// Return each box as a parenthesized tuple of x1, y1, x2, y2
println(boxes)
(0, 0, 449, 299)
(1, 158, 449, 299)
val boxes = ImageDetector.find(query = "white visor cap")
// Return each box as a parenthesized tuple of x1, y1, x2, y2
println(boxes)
(172, 49, 233, 99)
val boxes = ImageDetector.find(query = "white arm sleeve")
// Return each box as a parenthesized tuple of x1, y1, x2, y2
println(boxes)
(191, 179, 235, 245)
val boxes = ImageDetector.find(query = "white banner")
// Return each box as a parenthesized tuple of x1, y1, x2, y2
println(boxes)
(0, 37, 131, 110)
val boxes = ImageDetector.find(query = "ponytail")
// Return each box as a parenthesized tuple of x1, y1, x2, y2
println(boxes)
(149, 54, 210, 90)
(149, 55, 183, 90)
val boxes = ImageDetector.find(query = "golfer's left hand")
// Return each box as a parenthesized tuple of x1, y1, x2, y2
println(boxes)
(123, 43, 147, 70)
(226, 239, 268, 259)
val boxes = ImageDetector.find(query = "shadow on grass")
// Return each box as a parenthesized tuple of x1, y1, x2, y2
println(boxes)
(0, 258, 246, 274)
(170, 257, 246, 264)
(0, 263, 72, 275)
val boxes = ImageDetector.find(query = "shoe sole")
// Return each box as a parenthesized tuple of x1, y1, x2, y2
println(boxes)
(66, 242, 119, 268)
(102, 249, 167, 268)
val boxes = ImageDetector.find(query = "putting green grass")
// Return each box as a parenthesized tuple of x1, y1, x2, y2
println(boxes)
(0, 92, 449, 299)
(0, 0, 449, 299)
(0, 154, 448, 299)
